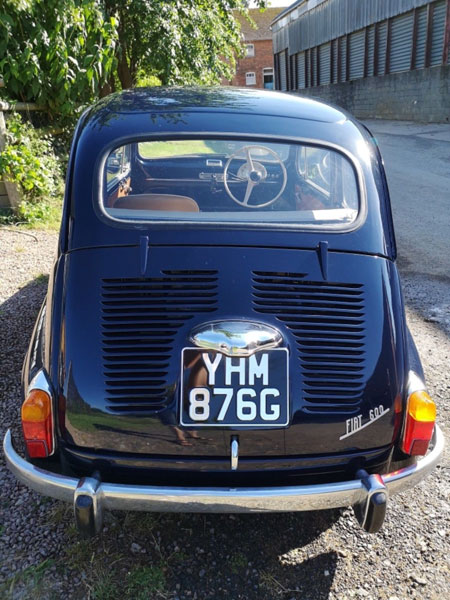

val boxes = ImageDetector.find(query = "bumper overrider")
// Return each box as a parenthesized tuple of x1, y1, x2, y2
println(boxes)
(3, 426, 444, 537)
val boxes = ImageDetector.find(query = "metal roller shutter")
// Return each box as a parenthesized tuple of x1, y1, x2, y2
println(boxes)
(288, 54, 295, 90)
(319, 43, 331, 85)
(297, 52, 306, 88)
(389, 11, 414, 73)
(338, 36, 347, 82)
(349, 29, 365, 80)
(377, 21, 388, 76)
(430, 0, 446, 66)
(311, 47, 318, 87)
(279, 51, 287, 91)
(332, 39, 338, 83)
(414, 6, 428, 69)
(367, 25, 375, 77)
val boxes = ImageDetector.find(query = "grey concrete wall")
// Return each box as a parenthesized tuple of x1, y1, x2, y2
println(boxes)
(292, 65, 450, 123)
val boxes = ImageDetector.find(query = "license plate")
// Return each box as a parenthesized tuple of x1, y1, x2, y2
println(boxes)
(180, 348, 289, 427)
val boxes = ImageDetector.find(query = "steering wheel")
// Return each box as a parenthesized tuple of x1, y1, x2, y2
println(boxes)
(223, 145, 287, 208)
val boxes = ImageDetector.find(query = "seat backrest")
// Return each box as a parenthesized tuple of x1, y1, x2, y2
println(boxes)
(113, 193, 199, 212)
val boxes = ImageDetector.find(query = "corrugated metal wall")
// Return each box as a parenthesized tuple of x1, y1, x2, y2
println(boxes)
(389, 11, 414, 72)
(431, 0, 447, 64)
(319, 42, 331, 84)
(273, 0, 435, 54)
(414, 5, 429, 68)
(331, 39, 338, 82)
(273, 0, 448, 91)
(297, 52, 306, 88)
(377, 21, 388, 76)
(348, 29, 366, 79)
(366, 25, 376, 76)
(338, 36, 347, 81)
(279, 51, 287, 90)
(311, 47, 318, 85)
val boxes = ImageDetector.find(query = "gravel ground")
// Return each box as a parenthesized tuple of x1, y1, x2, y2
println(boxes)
(0, 227, 448, 600)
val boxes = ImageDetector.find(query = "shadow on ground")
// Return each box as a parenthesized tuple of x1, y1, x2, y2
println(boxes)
(0, 276, 48, 441)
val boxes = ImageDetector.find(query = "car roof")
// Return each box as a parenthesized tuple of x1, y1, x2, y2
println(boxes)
(88, 86, 348, 124)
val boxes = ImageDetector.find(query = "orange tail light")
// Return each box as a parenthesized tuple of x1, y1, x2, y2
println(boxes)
(401, 390, 436, 456)
(21, 389, 53, 458)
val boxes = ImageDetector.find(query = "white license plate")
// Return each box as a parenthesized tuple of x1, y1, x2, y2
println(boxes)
(180, 348, 289, 427)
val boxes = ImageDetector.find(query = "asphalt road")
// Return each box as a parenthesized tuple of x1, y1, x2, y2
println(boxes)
(363, 120, 450, 279)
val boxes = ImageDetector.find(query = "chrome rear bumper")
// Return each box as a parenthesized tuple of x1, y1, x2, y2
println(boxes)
(3, 426, 444, 534)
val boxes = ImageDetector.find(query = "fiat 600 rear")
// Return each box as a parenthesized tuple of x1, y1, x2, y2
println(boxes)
(4, 88, 443, 536)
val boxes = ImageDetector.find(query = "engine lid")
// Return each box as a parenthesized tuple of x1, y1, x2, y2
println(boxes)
(59, 244, 403, 458)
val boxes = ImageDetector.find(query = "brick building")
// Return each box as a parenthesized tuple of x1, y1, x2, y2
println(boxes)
(225, 7, 288, 89)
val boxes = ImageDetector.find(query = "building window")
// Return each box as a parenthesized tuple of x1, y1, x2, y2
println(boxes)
(245, 72, 256, 85)
(262, 67, 274, 89)
(245, 44, 255, 57)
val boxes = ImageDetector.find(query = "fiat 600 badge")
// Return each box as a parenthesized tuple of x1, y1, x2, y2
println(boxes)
(4, 88, 443, 536)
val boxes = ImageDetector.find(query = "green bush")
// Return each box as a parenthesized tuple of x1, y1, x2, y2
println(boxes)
(136, 72, 162, 87)
(0, 113, 64, 225)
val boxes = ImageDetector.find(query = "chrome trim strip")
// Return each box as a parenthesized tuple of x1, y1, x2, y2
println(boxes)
(3, 426, 443, 514)
(231, 436, 239, 471)
(407, 370, 426, 396)
(190, 320, 283, 357)
(206, 159, 222, 167)
(355, 470, 387, 530)
(97, 132, 368, 234)
(28, 370, 52, 395)
(75, 476, 104, 534)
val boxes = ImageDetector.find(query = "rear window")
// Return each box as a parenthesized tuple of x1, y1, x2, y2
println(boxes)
(102, 138, 360, 228)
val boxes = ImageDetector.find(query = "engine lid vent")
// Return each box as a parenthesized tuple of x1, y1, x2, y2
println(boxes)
(252, 271, 365, 414)
(101, 270, 218, 412)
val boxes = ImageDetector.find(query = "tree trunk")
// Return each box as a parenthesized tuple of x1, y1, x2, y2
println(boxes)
(117, 51, 133, 89)
(99, 80, 113, 97)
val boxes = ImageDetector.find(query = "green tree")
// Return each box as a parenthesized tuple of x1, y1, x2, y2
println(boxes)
(104, 0, 266, 89)
(0, 0, 267, 121)
(0, 0, 118, 119)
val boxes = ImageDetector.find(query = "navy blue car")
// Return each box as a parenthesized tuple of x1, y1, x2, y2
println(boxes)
(4, 87, 443, 536)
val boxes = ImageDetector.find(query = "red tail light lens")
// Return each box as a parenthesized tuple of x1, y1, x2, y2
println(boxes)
(21, 389, 53, 458)
(401, 390, 436, 456)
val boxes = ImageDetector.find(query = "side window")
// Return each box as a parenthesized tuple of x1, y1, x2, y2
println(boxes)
(106, 146, 131, 187)
(297, 147, 357, 210)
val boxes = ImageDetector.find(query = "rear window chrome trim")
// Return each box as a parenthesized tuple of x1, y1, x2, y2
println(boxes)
(95, 132, 368, 234)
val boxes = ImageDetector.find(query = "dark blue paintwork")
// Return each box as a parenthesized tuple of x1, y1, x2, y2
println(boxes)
(23, 87, 419, 485)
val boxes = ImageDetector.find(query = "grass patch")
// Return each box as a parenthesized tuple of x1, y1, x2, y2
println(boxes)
(123, 512, 159, 535)
(125, 565, 166, 599)
(0, 196, 62, 231)
(229, 551, 248, 574)
(35, 273, 50, 285)
(138, 139, 215, 159)
(0, 558, 55, 599)
(63, 538, 96, 570)
(91, 574, 118, 600)
(47, 503, 71, 526)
